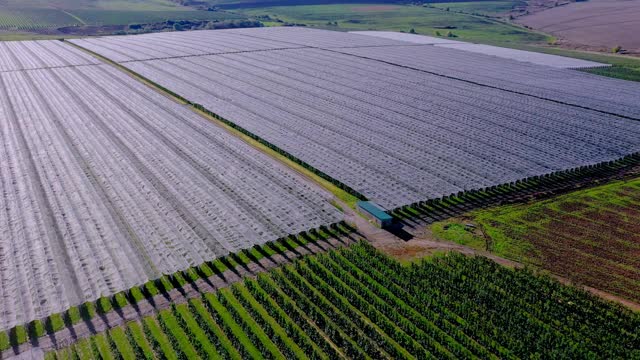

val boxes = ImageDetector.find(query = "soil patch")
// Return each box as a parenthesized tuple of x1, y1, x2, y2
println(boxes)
(517, 0, 640, 55)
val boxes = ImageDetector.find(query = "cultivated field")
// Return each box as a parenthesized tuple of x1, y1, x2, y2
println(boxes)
(71, 28, 640, 210)
(69, 29, 311, 62)
(0, 0, 242, 35)
(335, 43, 640, 119)
(46, 243, 640, 359)
(0, 9, 80, 31)
(353, 31, 607, 68)
(518, 0, 640, 54)
(0, 40, 340, 332)
(430, 0, 525, 16)
(0, 40, 100, 70)
(437, 176, 640, 304)
(237, 3, 549, 45)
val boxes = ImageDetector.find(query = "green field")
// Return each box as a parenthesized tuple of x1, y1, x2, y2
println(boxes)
(0, 0, 243, 35)
(45, 242, 640, 359)
(429, 0, 525, 16)
(69, 9, 241, 26)
(0, 9, 81, 30)
(0, 0, 188, 11)
(433, 177, 640, 303)
(238, 3, 549, 45)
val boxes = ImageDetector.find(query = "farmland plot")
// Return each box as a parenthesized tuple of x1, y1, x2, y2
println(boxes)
(0, 40, 99, 72)
(164, 28, 638, 118)
(0, 8, 81, 31)
(70, 29, 306, 62)
(47, 243, 640, 359)
(227, 25, 407, 48)
(0, 43, 340, 332)
(351, 31, 608, 68)
(335, 44, 640, 119)
(93, 43, 640, 209)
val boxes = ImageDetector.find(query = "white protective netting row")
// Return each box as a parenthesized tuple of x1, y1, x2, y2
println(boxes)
(0, 40, 99, 72)
(121, 46, 640, 209)
(0, 43, 341, 331)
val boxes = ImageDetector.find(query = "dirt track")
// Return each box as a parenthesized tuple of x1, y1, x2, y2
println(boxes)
(518, 0, 640, 54)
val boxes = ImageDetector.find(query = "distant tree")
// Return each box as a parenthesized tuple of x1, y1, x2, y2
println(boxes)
(446, 31, 458, 38)
(409, 28, 416, 34)
(435, 30, 442, 36)
(611, 45, 622, 53)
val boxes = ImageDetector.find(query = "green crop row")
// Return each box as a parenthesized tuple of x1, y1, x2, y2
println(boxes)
(1, 222, 353, 353)
(45, 241, 640, 359)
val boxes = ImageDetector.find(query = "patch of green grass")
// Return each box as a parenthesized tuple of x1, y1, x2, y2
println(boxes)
(583, 65, 640, 82)
(429, 1, 525, 16)
(69, 9, 243, 26)
(432, 177, 640, 271)
(431, 221, 487, 249)
(237, 3, 550, 45)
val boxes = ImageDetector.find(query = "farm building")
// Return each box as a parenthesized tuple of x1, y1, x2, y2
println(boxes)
(357, 201, 394, 228)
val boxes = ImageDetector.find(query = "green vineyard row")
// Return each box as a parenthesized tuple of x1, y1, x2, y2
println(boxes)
(46, 242, 640, 359)
(0, 222, 352, 353)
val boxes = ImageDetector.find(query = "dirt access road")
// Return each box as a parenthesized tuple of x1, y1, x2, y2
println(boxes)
(517, 0, 640, 54)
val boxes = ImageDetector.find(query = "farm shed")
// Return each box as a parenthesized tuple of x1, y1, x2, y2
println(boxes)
(357, 201, 394, 228)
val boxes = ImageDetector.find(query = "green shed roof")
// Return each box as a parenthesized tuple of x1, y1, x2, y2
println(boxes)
(357, 201, 393, 221)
